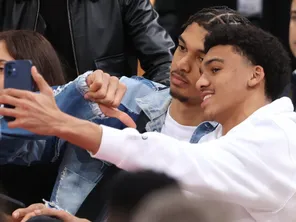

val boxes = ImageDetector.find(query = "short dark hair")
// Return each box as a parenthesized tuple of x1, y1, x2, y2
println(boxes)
(107, 170, 180, 222)
(204, 25, 291, 101)
(0, 30, 66, 86)
(183, 6, 252, 32)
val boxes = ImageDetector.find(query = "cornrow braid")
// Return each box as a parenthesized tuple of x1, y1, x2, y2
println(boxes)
(182, 6, 252, 31)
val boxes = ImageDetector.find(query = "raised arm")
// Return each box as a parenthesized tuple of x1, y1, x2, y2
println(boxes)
(0, 68, 294, 214)
(121, 0, 174, 85)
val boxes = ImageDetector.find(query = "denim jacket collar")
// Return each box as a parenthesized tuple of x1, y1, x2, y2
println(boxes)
(135, 88, 218, 139)
(136, 88, 171, 120)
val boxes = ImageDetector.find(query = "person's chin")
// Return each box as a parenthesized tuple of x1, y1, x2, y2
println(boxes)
(170, 88, 184, 98)
(203, 107, 216, 121)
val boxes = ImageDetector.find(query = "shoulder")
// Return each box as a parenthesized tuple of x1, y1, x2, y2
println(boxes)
(120, 76, 166, 91)
(120, 76, 167, 114)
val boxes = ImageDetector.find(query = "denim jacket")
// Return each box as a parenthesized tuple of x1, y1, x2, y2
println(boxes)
(0, 73, 217, 214)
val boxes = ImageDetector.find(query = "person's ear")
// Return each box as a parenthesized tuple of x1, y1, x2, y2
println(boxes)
(247, 66, 265, 88)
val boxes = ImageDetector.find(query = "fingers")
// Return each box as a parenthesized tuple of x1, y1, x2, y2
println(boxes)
(31, 66, 53, 96)
(0, 107, 22, 121)
(12, 203, 46, 220)
(87, 70, 103, 90)
(99, 76, 118, 105)
(99, 105, 136, 128)
(21, 208, 72, 222)
(0, 88, 35, 101)
(88, 71, 107, 96)
(0, 93, 33, 113)
(91, 76, 119, 106)
(112, 82, 127, 107)
(7, 118, 28, 129)
(85, 74, 126, 107)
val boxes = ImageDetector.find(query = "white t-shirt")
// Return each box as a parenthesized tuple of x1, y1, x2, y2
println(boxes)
(160, 107, 196, 142)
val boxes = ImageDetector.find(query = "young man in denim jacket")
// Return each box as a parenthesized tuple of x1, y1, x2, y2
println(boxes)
(1, 6, 250, 218)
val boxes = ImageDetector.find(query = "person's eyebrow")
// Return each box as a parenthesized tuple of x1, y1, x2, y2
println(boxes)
(291, 10, 296, 15)
(203, 58, 224, 66)
(178, 36, 186, 45)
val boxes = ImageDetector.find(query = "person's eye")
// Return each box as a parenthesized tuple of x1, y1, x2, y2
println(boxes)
(198, 56, 204, 62)
(211, 68, 221, 73)
(178, 45, 186, 52)
(0, 67, 4, 73)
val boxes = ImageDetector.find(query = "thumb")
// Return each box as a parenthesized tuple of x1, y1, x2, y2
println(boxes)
(31, 66, 53, 95)
(99, 104, 136, 128)
(86, 73, 94, 88)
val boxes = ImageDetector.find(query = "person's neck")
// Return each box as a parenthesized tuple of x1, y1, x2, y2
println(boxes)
(220, 94, 270, 135)
(169, 98, 205, 126)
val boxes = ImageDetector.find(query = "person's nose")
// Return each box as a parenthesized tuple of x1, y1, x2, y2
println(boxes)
(176, 55, 191, 74)
(196, 73, 210, 91)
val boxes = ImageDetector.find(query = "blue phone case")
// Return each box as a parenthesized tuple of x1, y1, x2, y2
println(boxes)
(4, 60, 33, 121)
(4, 60, 33, 90)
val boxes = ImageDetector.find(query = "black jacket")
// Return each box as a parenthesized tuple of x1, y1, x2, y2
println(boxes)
(0, 0, 174, 85)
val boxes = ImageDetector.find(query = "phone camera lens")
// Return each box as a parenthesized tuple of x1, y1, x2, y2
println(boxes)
(7, 70, 12, 76)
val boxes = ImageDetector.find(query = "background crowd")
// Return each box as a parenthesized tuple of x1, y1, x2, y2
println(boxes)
(0, 0, 296, 222)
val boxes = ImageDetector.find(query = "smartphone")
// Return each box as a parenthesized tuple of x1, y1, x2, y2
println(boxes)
(3, 60, 33, 121)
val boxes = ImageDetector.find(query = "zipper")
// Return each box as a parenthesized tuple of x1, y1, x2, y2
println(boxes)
(33, 0, 40, 31)
(67, 0, 80, 76)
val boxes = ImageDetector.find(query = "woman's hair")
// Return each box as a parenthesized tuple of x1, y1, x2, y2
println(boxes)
(0, 30, 66, 86)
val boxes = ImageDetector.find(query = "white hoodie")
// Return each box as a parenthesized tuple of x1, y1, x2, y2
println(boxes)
(93, 97, 296, 222)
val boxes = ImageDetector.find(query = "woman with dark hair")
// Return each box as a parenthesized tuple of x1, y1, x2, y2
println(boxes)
(0, 30, 66, 89)
(0, 30, 66, 206)
(0, 29, 129, 213)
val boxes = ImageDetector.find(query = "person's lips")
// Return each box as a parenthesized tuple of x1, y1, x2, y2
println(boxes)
(200, 90, 215, 108)
(171, 73, 188, 87)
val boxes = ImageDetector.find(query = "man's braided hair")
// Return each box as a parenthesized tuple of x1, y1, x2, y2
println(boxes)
(182, 6, 252, 31)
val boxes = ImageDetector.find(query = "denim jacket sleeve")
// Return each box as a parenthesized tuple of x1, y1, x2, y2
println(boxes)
(0, 72, 161, 165)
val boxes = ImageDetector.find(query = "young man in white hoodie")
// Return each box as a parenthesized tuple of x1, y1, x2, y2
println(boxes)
(1, 24, 295, 221)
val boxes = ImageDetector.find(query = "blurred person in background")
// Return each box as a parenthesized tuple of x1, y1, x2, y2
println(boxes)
(0, 0, 174, 84)
(281, 0, 296, 105)
(13, 171, 180, 222)
(290, 0, 296, 59)
(261, 0, 291, 56)
(131, 188, 235, 222)
(106, 170, 180, 222)
(237, 0, 262, 26)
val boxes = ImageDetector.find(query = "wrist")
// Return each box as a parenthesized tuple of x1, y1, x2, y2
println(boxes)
(53, 112, 103, 154)
(52, 111, 75, 137)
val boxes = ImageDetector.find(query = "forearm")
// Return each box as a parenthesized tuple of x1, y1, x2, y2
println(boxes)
(54, 113, 102, 154)
(91, 125, 293, 210)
